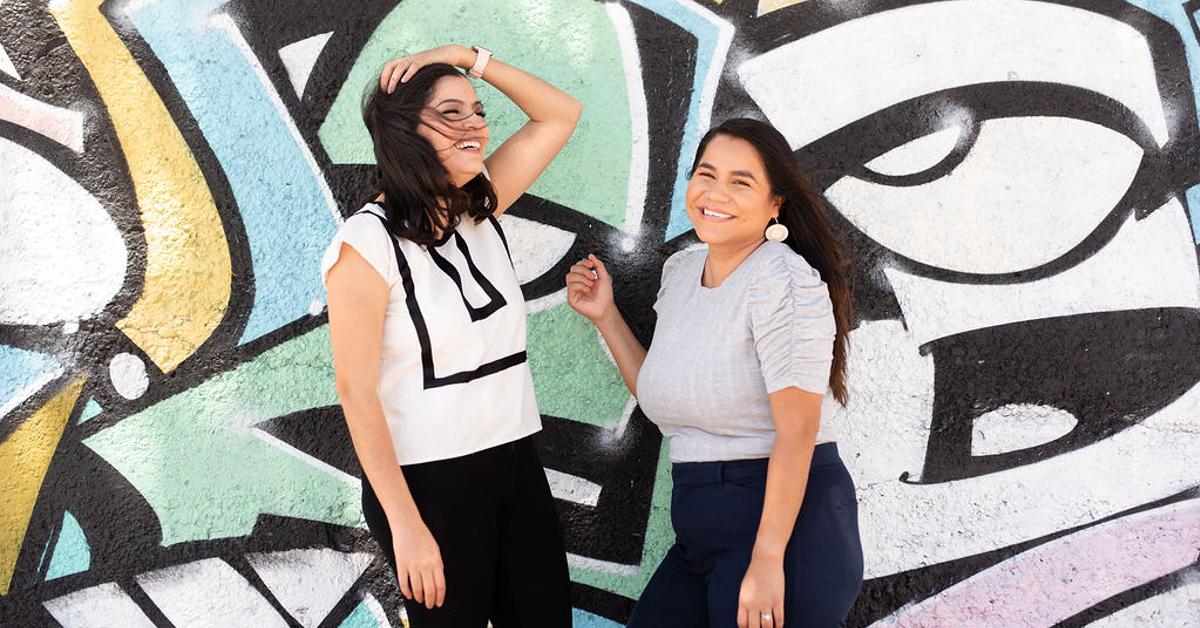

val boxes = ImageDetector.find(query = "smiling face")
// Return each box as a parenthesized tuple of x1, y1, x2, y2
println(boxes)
(685, 134, 782, 250)
(417, 75, 490, 187)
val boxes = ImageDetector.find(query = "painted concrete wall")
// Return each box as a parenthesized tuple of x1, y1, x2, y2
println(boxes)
(2, 0, 1199, 626)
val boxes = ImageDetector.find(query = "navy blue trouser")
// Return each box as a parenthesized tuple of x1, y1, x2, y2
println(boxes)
(628, 443, 863, 628)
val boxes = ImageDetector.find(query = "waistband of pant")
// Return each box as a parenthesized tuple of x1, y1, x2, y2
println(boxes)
(671, 442, 841, 486)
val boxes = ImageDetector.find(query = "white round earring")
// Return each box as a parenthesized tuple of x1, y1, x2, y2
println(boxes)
(765, 218, 789, 242)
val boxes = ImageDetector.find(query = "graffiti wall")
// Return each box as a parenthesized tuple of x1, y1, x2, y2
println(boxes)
(2, 0, 1199, 625)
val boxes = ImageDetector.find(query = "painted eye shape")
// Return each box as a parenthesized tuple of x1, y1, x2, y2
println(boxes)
(824, 111, 1144, 275)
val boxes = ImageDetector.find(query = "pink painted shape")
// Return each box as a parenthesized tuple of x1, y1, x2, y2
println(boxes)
(0, 83, 84, 152)
(876, 499, 1200, 627)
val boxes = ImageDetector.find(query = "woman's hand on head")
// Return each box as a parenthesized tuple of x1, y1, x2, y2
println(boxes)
(566, 254, 615, 324)
(380, 45, 472, 93)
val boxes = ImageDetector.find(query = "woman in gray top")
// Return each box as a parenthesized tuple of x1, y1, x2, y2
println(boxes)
(566, 118, 861, 627)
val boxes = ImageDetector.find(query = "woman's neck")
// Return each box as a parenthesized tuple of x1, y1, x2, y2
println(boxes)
(702, 237, 766, 288)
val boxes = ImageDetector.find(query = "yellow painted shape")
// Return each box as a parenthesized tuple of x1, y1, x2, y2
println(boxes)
(52, 0, 231, 373)
(758, 0, 809, 16)
(0, 378, 84, 596)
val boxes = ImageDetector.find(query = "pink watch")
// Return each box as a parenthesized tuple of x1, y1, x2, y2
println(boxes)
(468, 45, 492, 78)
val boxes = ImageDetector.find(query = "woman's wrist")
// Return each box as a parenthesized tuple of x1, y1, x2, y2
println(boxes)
(454, 44, 476, 70)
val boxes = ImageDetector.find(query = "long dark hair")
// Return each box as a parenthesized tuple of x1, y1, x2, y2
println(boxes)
(361, 63, 496, 246)
(691, 118, 853, 405)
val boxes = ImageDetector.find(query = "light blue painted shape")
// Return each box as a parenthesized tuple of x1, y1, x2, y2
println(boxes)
(124, 0, 338, 344)
(1121, 1, 1200, 240)
(573, 609, 624, 628)
(338, 599, 385, 628)
(46, 512, 90, 580)
(626, 0, 725, 241)
(0, 345, 61, 420)
(1189, 185, 1200, 243)
(78, 397, 102, 424)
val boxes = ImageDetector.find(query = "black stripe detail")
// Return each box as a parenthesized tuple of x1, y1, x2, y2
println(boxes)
(362, 212, 526, 389)
(488, 215, 515, 268)
(428, 232, 507, 321)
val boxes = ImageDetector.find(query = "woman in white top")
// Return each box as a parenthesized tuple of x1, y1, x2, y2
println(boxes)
(322, 44, 580, 627)
(566, 118, 862, 627)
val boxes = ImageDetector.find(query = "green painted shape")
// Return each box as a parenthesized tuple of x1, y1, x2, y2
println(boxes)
(45, 512, 89, 580)
(78, 398, 102, 424)
(82, 326, 364, 546)
(318, 0, 632, 227)
(338, 599, 383, 628)
(568, 441, 674, 598)
(527, 302, 629, 427)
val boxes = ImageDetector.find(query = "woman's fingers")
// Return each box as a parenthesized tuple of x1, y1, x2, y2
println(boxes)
(433, 568, 447, 608)
(386, 60, 409, 93)
(774, 603, 785, 627)
(587, 254, 610, 281)
(419, 570, 436, 609)
(397, 568, 414, 600)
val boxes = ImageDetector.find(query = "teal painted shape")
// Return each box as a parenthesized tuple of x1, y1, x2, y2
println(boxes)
(82, 325, 364, 546)
(338, 599, 384, 628)
(573, 609, 624, 628)
(78, 398, 102, 424)
(318, 0, 633, 228)
(0, 345, 61, 419)
(46, 512, 89, 580)
(526, 302, 630, 428)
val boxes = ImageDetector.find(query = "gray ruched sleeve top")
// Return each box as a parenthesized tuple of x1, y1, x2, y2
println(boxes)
(635, 242, 836, 463)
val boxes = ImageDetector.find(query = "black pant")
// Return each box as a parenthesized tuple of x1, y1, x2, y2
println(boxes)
(361, 435, 572, 627)
(628, 443, 863, 627)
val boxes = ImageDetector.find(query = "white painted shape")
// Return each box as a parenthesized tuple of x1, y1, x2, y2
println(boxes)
(566, 552, 640, 576)
(210, 15, 340, 224)
(836, 335, 1200, 578)
(43, 582, 158, 628)
(884, 198, 1200, 346)
(278, 31, 333, 99)
(0, 82, 84, 151)
(606, 3, 650, 234)
(819, 320, 936, 488)
(0, 139, 125, 325)
(828, 117, 1143, 273)
(545, 468, 603, 507)
(738, 0, 1169, 148)
(524, 287, 568, 315)
(109, 353, 149, 400)
(1085, 577, 1200, 627)
(970, 404, 1079, 456)
(62, 321, 79, 334)
(308, 297, 324, 316)
(496, 214, 576, 284)
(0, 42, 20, 80)
(136, 558, 289, 628)
(247, 548, 373, 628)
(864, 126, 961, 176)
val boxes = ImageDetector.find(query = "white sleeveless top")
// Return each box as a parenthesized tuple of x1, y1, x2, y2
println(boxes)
(320, 203, 541, 465)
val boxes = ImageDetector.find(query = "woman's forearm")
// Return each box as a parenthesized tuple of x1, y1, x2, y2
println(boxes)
(456, 46, 582, 125)
(339, 391, 421, 524)
(595, 308, 648, 397)
(754, 429, 817, 560)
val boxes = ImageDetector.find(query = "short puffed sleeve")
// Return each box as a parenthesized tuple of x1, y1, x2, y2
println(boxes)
(320, 211, 400, 288)
(654, 249, 695, 312)
(746, 249, 835, 395)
